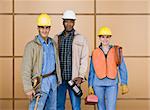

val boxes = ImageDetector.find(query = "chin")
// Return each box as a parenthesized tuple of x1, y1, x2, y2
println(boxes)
(41, 34, 48, 37)
(103, 43, 109, 46)
(66, 28, 73, 31)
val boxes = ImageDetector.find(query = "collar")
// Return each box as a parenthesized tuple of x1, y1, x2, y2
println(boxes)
(37, 35, 52, 45)
(61, 28, 75, 37)
(33, 35, 52, 46)
(99, 44, 113, 49)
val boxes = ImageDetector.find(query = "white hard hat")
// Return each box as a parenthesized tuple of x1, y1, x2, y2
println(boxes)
(62, 10, 76, 20)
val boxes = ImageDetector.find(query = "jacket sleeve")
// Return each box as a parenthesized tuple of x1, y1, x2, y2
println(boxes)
(118, 56, 128, 85)
(78, 38, 90, 79)
(22, 43, 34, 93)
(53, 35, 58, 44)
(88, 58, 95, 87)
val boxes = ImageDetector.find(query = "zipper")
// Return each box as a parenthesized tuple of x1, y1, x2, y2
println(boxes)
(99, 46, 113, 75)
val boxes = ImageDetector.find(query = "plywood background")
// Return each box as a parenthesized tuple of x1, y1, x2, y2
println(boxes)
(0, 0, 150, 109)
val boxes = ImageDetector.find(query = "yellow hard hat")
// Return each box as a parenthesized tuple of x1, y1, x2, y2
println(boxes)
(98, 26, 112, 36)
(37, 13, 51, 26)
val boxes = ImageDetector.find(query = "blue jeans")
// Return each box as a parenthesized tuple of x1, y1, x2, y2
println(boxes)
(29, 76, 57, 110)
(93, 84, 118, 110)
(57, 81, 81, 110)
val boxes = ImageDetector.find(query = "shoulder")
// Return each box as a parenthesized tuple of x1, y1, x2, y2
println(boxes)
(74, 31, 88, 43)
(24, 38, 41, 50)
(113, 45, 122, 49)
(53, 32, 63, 43)
(92, 47, 100, 54)
(25, 40, 35, 49)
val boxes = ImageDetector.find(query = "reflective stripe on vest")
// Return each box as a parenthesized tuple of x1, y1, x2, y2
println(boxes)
(92, 47, 117, 79)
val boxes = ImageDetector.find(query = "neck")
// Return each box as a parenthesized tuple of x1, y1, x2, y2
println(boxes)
(65, 28, 74, 33)
(102, 45, 109, 49)
(101, 44, 109, 54)
(64, 29, 74, 36)
(42, 36, 48, 43)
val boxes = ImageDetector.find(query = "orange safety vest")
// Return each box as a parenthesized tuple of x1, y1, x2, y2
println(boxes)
(92, 47, 118, 79)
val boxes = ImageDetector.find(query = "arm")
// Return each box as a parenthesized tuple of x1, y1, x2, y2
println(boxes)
(88, 58, 95, 95)
(88, 58, 95, 87)
(118, 56, 128, 85)
(22, 43, 34, 93)
(78, 38, 90, 79)
(118, 56, 129, 95)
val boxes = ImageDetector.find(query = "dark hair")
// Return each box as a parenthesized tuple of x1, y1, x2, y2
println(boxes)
(99, 35, 112, 37)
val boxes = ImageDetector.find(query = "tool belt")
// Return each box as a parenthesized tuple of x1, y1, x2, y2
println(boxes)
(32, 70, 56, 90)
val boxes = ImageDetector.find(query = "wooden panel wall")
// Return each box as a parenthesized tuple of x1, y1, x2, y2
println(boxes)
(0, 0, 150, 109)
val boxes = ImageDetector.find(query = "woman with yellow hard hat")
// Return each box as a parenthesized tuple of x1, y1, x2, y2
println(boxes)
(88, 26, 129, 110)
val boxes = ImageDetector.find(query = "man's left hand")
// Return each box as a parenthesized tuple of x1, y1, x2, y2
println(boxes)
(73, 77, 83, 86)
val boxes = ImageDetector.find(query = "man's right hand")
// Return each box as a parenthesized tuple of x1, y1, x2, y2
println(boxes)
(26, 90, 35, 101)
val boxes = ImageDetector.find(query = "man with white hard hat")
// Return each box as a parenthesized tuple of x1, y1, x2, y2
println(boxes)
(54, 10, 89, 110)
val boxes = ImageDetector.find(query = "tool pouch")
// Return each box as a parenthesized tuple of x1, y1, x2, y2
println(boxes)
(32, 74, 42, 92)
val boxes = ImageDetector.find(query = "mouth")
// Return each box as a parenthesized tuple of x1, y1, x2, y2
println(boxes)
(42, 32, 48, 35)
(66, 27, 73, 31)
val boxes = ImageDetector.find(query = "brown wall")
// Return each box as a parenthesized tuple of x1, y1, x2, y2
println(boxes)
(0, 0, 150, 110)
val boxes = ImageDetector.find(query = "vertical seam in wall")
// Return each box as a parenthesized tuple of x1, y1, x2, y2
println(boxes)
(94, 0, 96, 109)
(94, 0, 96, 49)
(12, 0, 15, 109)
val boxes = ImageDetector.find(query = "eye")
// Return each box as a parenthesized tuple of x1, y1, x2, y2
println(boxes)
(46, 26, 50, 29)
(106, 36, 111, 38)
(39, 26, 44, 29)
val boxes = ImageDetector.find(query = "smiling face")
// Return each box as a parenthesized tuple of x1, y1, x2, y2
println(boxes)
(99, 35, 111, 46)
(38, 26, 51, 38)
(63, 19, 75, 32)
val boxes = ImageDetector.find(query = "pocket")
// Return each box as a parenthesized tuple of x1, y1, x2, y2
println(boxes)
(73, 41, 84, 57)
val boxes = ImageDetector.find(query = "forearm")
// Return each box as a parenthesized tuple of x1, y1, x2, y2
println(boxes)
(119, 56, 128, 85)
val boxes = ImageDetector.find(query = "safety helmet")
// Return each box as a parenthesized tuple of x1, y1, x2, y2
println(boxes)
(37, 13, 52, 26)
(62, 10, 76, 20)
(98, 26, 112, 36)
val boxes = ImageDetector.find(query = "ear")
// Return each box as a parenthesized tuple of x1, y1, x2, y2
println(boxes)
(73, 21, 75, 26)
(37, 26, 40, 31)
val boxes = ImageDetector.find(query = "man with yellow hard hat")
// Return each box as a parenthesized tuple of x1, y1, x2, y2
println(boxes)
(22, 13, 62, 110)
(88, 26, 128, 110)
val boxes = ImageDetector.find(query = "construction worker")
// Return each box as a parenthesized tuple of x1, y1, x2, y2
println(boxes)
(22, 13, 62, 110)
(88, 26, 129, 110)
(53, 10, 89, 110)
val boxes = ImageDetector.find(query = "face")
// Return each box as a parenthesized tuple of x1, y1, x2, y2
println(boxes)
(38, 26, 51, 38)
(99, 35, 111, 46)
(63, 19, 75, 31)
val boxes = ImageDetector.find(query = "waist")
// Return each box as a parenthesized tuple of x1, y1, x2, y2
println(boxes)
(42, 70, 56, 78)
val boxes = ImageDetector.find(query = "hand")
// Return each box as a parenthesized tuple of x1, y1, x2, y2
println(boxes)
(121, 85, 129, 95)
(33, 78, 38, 88)
(26, 90, 35, 101)
(73, 77, 83, 86)
(88, 86, 94, 95)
